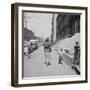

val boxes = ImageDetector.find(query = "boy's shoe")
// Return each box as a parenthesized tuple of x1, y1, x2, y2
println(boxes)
(47, 62, 51, 66)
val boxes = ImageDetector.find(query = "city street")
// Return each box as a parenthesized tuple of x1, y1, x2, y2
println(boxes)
(24, 45, 77, 77)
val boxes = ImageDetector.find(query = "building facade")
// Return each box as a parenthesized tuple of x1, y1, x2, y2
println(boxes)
(56, 13, 80, 40)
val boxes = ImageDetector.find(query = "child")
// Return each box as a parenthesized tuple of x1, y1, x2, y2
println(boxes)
(58, 53, 63, 64)
(55, 48, 63, 65)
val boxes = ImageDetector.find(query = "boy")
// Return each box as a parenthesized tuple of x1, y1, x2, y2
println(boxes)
(55, 48, 63, 65)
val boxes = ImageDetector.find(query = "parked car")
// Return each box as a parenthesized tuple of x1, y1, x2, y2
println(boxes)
(30, 40, 39, 51)
(28, 45, 33, 54)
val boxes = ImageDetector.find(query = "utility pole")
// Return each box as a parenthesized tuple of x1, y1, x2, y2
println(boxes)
(52, 13, 57, 42)
(24, 14, 28, 29)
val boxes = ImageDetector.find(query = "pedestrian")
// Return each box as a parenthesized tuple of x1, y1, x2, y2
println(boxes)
(56, 48, 63, 65)
(24, 46, 28, 56)
(74, 41, 80, 64)
(44, 38, 52, 66)
(24, 46, 30, 59)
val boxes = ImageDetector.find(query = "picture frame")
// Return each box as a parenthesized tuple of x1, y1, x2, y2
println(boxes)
(11, 3, 88, 87)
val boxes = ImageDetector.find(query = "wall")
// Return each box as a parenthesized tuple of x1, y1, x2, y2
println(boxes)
(0, 0, 89, 90)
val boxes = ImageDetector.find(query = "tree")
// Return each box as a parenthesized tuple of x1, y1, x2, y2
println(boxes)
(24, 28, 37, 41)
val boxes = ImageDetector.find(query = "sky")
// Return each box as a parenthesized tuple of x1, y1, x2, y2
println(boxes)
(24, 12, 53, 39)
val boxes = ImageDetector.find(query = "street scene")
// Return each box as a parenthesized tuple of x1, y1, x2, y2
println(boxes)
(23, 12, 80, 78)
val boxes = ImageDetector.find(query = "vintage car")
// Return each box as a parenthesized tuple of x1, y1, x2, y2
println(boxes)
(30, 40, 38, 51)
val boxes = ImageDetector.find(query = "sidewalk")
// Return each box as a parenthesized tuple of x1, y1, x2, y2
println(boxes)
(24, 46, 77, 77)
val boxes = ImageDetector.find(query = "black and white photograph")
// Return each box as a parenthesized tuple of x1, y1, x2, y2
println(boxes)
(11, 3, 87, 87)
(23, 12, 81, 77)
